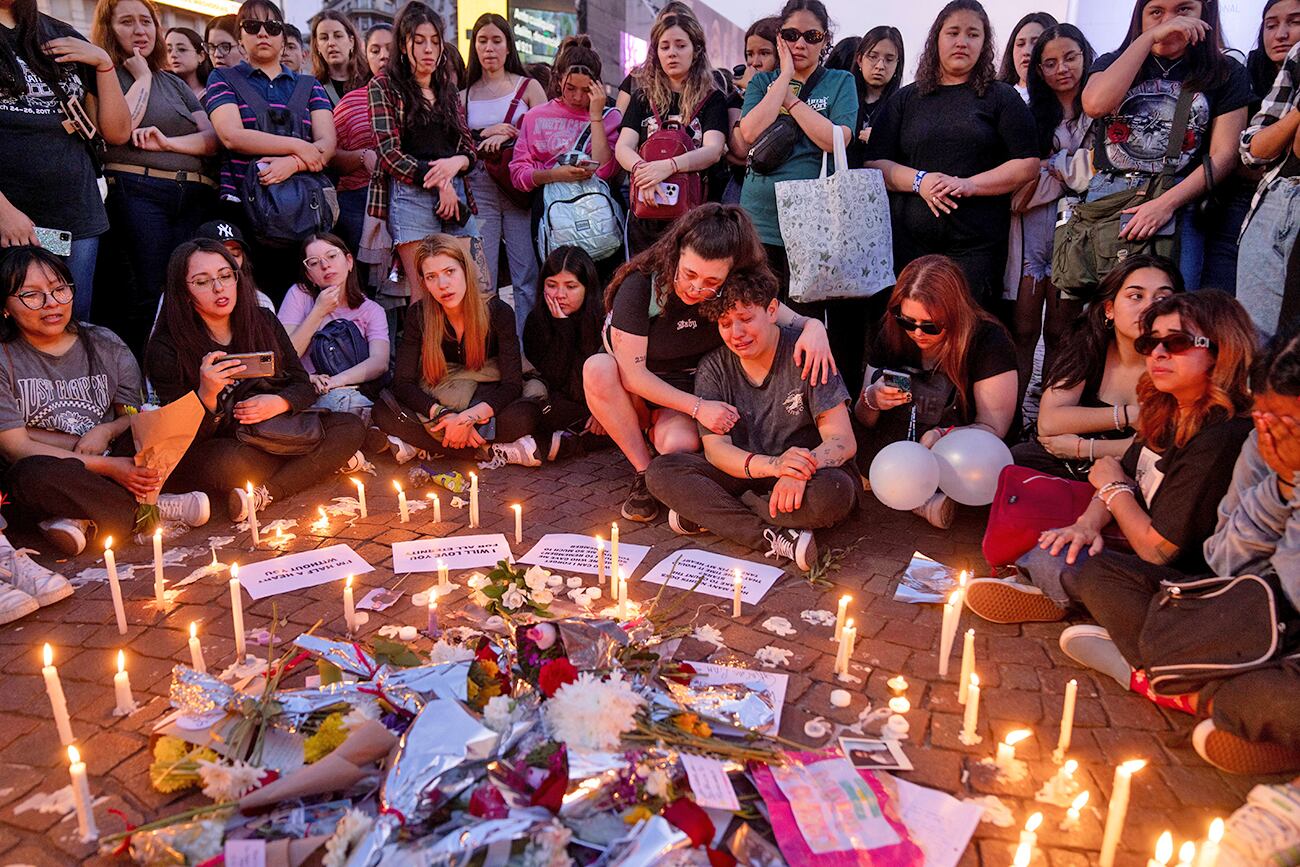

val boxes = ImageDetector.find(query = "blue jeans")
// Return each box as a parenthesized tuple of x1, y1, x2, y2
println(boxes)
(1087, 172, 1205, 290)
(1237, 176, 1300, 335)
(1015, 544, 1090, 608)
(335, 187, 368, 257)
(105, 172, 214, 349)
(314, 387, 373, 424)
(467, 163, 538, 342)
(68, 235, 100, 322)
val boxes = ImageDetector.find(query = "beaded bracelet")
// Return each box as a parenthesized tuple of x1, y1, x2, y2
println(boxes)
(691, 397, 702, 420)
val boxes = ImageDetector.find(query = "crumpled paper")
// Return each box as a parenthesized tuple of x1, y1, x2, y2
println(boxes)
(661, 677, 777, 733)
(609, 815, 692, 867)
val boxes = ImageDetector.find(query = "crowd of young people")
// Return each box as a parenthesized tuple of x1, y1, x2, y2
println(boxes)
(3, 0, 1300, 787)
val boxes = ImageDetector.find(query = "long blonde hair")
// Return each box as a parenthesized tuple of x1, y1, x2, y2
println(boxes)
(635, 12, 715, 127)
(414, 235, 489, 386)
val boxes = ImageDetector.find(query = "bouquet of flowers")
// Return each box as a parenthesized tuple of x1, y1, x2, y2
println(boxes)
(467, 561, 557, 620)
(128, 392, 204, 533)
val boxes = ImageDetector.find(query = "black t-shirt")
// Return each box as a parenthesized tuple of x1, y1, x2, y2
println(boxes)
(1120, 415, 1252, 574)
(609, 271, 721, 381)
(0, 15, 105, 239)
(867, 319, 1017, 429)
(620, 88, 729, 151)
(847, 91, 893, 169)
(1089, 51, 1253, 177)
(402, 108, 465, 162)
(865, 81, 1037, 250)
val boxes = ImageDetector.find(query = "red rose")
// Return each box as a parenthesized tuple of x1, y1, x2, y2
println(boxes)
(1183, 129, 1197, 152)
(468, 782, 509, 819)
(664, 662, 697, 686)
(538, 657, 578, 697)
(1106, 120, 1131, 144)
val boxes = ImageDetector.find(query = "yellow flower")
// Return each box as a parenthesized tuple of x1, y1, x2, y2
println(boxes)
(303, 712, 350, 764)
(671, 713, 712, 738)
(152, 736, 189, 764)
(148, 737, 217, 793)
(622, 805, 653, 825)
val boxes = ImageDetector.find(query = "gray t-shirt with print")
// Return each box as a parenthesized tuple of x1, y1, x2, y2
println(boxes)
(0, 325, 142, 436)
(693, 325, 850, 457)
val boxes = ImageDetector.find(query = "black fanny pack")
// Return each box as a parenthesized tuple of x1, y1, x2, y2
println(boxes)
(747, 67, 826, 176)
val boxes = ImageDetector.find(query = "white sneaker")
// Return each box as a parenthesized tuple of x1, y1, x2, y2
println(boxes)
(912, 492, 956, 529)
(387, 436, 424, 464)
(228, 484, 272, 523)
(337, 450, 373, 475)
(763, 527, 817, 572)
(0, 581, 38, 624)
(157, 492, 210, 527)
(37, 518, 90, 557)
(485, 435, 542, 469)
(1218, 782, 1300, 866)
(0, 535, 71, 606)
(1058, 625, 1132, 689)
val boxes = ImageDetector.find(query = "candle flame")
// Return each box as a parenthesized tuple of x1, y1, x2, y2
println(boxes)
(844, 617, 854, 629)
(1025, 812, 1042, 832)
(512, 503, 521, 512)
(392, 480, 402, 493)
(840, 593, 851, 604)
(429, 597, 436, 610)
(1012, 842, 1030, 867)
(887, 675, 908, 693)
(190, 622, 198, 639)
(1070, 790, 1089, 810)
(1004, 729, 1031, 746)
(230, 563, 239, 579)
(1120, 759, 1148, 774)
(154, 529, 161, 541)
(1178, 841, 1196, 864)
(43, 642, 53, 667)
(947, 588, 960, 606)
(1155, 830, 1174, 864)
(104, 536, 113, 551)
(346, 575, 353, 589)
(426, 491, 438, 500)
(1208, 818, 1224, 843)
(959, 569, 969, 587)
(246, 481, 253, 494)
(68, 745, 80, 764)
(969, 673, 979, 687)
(437, 558, 445, 569)
(888, 696, 910, 714)
(1063, 759, 1079, 775)
(117, 650, 125, 673)
(350, 476, 363, 488)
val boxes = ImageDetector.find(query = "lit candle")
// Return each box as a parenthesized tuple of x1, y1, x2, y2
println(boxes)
(313, 506, 329, 533)
(437, 558, 449, 590)
(611, 522, 619, 579)
(1099, 760, 1147, 867)
(188, 622, 206, 674)
(229, 565, 246, 660)
(596, 535, 605, 586)
(351, 477, 367, 518)
(343, 575, 357, 633)
(273, 525, 285, 548)
(512, 503, 522, 544)
(996, 729, 1031, 771)
(152, 530, 166, 607)
(394, 480, 409, 523)
(67, 746, 98, 842)
(103, 538, 127, 636)
(1195, 819, 1223, 867)
(1148, 831, 1174, 867)
(888, 675, 908, 694)
(112, 650, 134, 715)
(834, 594, 851, 642)
(1013, 842, 1031, 867)
(939, 585, 962, 677)
(960, 674, 981, 744)
(617, 573, 628, 620)
(845, 622, 857, 662)
(469, 472, 479, 528)
(1061, 790, 1089, 831)
(1055, 678, 1079, 762)
(958, 628, 976, 704)
(1019, 812, 1043, 853)
(732, 568, 743, 618)
(245, 482, 260, 546)
(426, 596, 440, 638)
(1177, 842, 1196, 867)
(41, 643, 75, 746)
(426, 492, 441, 523)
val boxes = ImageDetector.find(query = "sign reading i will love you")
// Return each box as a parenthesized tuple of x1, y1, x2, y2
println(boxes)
(391, 534, 513, 573)
(238, 544, 374, 600)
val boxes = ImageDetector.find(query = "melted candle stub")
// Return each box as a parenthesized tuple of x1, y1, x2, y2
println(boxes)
(830, 689, 851, 708)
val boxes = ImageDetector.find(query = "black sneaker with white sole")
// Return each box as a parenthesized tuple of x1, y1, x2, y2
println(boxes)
(549, 430, 585, 462)
(667, 509, 705, 535)
(763, 527, 817, 572)
(621, 473, 659, 522)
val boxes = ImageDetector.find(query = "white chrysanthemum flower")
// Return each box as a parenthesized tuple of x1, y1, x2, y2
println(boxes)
(322, 809, 375, 867)
(428, 640, 475, 665)
(544, 671, 644, 751)
(483, 695, 516, 733)
(341, 698, 380, 730)
(196, 759, 263, 801)
(644, 767, 670, 799)
(502, 587, 527, 610)
(521, 822, 573, 867)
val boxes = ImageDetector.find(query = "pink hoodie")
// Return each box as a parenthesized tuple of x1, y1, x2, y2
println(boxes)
(508, 98, 622, 192)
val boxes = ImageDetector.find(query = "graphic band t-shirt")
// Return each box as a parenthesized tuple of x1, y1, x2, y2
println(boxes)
(609, 271, 721, 386)
(694, 325, 850, 456)
(1119, 415, 1252, 574)
(1089, 51, 1253, 178)
(0, 326, 142, 436)
(0, 15, 106, 239)
(620, 88, 729, 150)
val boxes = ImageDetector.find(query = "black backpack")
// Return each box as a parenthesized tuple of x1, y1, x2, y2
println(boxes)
(309, 318, 368, 376)
(223, 68, 338, 247)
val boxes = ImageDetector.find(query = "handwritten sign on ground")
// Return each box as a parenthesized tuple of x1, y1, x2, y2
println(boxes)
(640, 549, 783, 605)
(680, 753, 740, 811)
(238, 544, 373, 600)
(688, 661, 788, 735)
(392, 534, 512, 573)
(518, 533, 651, 577)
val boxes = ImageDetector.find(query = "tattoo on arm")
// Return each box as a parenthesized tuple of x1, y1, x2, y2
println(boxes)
(813, 438, 850, 467)
(634, 355, 646, 365)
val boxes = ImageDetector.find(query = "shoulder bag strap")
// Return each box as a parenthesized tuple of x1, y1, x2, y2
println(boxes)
(285, 73, 317, 118)
(573, 106, 611, 153)
(1092, 85, 1196, 181)
(505, 77, 529, 126)
(222, 66, 273, 130)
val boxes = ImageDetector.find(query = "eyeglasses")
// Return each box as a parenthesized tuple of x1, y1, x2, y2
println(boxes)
(1039, 51, 1083, 74)
(13, 284, 74, 310)
(304, 249, 345, 270)
(780, 27, 827, 45)
(187, 269, 238, 293)
(1134, 331, 1214, 356)
(892, 310, 944, 336)
(239, 19, 284, 37)
(205, 41, 236, 57)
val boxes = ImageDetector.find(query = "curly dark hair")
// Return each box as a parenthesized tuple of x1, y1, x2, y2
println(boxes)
(386, 2, 463, 137)
(915, 0, 997, 97)
(700, 267, 779, 321)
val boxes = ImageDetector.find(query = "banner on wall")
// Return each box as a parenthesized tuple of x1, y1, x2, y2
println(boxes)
(511, 5, 578, 63)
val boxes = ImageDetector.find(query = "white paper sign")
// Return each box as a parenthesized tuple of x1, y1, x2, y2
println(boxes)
(680, 753, 740, 811)
(687, 661, 788, 735)
(894, 778, 983, 867)
(224, 840, 267, 867)
(392, 534, 512, 573)
(640, 549, 784, 605)
(518, 533, 651, 576)
(237, 544, 373, 600)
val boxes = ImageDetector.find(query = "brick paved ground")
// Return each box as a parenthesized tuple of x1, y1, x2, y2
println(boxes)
(0, 446, 1285, 865)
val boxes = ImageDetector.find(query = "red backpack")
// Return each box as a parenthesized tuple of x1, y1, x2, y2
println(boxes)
(633, 99, 704, 221)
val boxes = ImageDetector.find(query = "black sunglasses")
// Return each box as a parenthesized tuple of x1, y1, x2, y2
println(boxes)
(780, 27, 827, 45)
(892, 310, 943, 336)
(239, 19, 284, 37)
(1134, 331, 1214, 356)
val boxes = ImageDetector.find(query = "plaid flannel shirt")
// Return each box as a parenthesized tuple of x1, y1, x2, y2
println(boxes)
(1239, 41, 1300, 230)
(365, 73, 476, 222)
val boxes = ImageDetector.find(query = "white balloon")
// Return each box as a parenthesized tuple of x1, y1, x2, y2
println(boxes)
(931, 428, 1014, 506)
(869, 440, 942, 511)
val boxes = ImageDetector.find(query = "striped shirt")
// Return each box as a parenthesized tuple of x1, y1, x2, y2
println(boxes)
(203, 61, 331, 199)
(333, 86, 376, 193)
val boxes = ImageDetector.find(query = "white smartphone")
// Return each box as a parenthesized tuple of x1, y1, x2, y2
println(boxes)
(655, 182, 680, 206)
